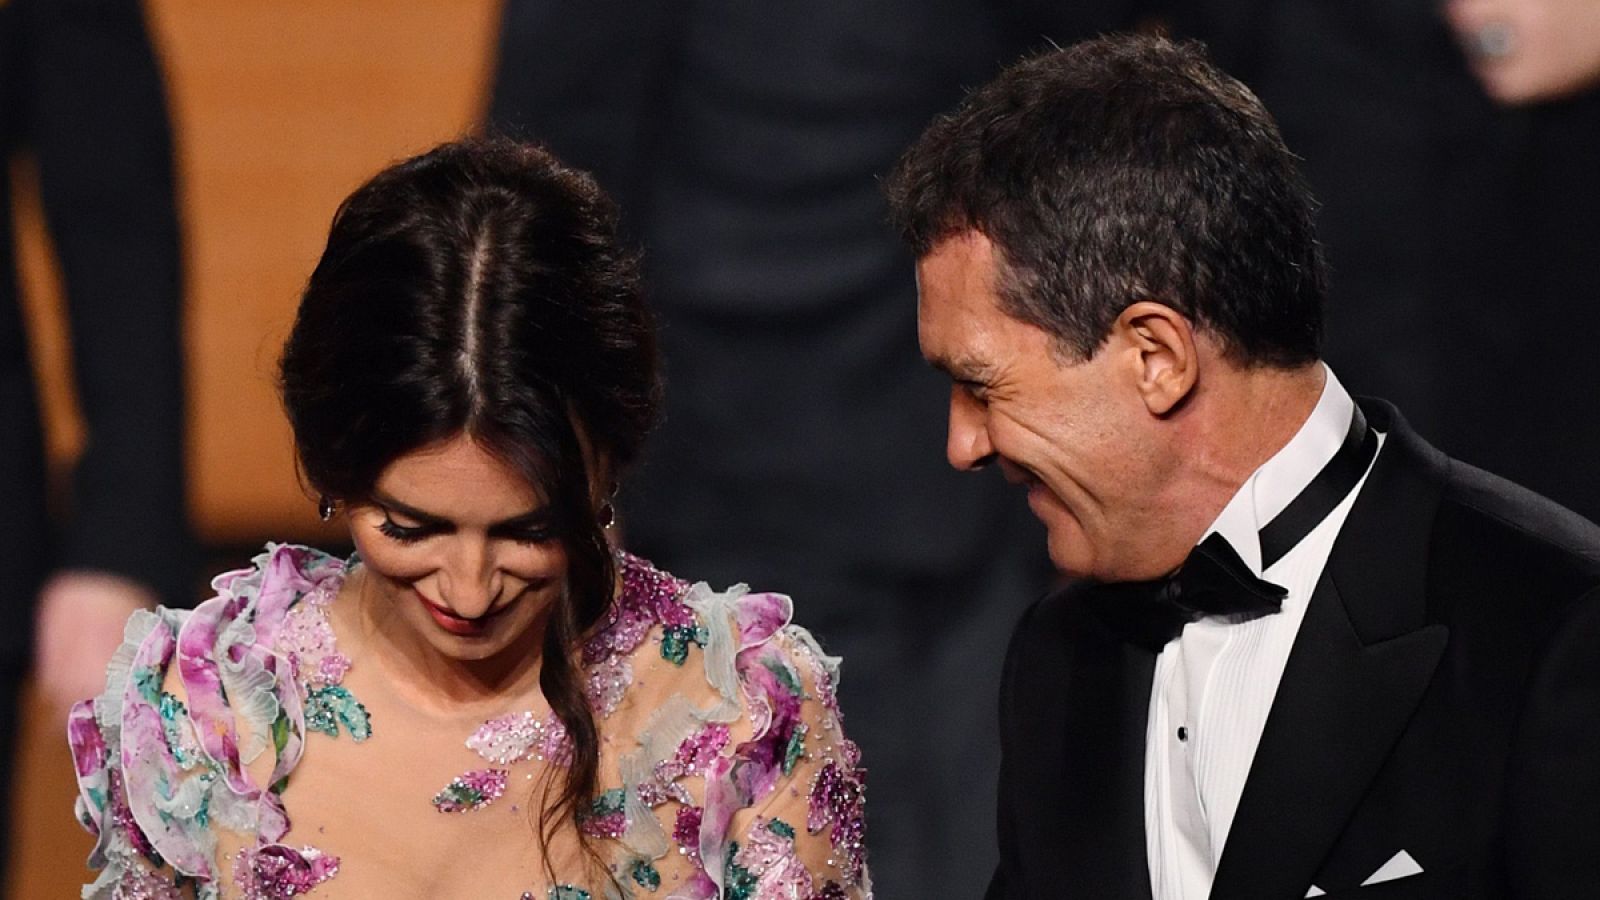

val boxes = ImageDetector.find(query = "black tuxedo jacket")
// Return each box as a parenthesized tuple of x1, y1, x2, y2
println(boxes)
(988, 400, 1600, 899)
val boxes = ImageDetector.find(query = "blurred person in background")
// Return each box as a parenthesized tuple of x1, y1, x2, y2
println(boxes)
(486, 5, 1122, 895)
(70, 138, 870, 899)
(0, 0, 191, 874)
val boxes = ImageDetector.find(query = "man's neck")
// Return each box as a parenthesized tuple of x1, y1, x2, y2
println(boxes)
(1158, 362, 1328, 569)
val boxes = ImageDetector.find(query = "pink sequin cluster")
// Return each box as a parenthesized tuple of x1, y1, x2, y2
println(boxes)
(575, 555, 693, 717)
(277, 582, 351, 691)
(585, 658, 633, 719)
(466, 710, 572, 766)
(106, 768, 157, 861)
(638, 723, 731, 807)
(673, 805, 705, 868)
(232, 844, 341, 899)
(807, 754, 868, 886)
(732, 818, 815, 894)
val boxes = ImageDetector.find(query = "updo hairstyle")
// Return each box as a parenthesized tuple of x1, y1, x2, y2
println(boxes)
(278, 137, 659, 862)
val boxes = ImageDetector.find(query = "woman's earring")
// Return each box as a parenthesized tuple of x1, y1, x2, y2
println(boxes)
(318, 495, 337, 522)
(597, 500, 616, 530)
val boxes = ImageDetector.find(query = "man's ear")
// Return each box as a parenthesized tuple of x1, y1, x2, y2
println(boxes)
(1114, 301, 1199, 416)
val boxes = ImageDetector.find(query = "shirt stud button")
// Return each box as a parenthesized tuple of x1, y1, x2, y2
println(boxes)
(1177, 726, 1189, 741)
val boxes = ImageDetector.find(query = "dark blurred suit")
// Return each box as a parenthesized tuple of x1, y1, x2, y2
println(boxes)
(1151, 0, 1600, 519)
(489, 3, 1126, 895)
(0, 0, 189, 871)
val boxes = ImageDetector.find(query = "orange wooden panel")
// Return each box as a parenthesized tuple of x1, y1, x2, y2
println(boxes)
(10, 158, 85, 491)
(148, 0, 503, 543)
(5, 684, 93, 899)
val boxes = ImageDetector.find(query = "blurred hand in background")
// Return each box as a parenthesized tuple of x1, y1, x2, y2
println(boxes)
(1447, 0, 1600, 104)
(32, 573, 158, 724)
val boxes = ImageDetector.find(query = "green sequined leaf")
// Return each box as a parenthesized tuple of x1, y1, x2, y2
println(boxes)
(272, 709, 289, 750)
(304, 685, 372, 741)
(590, 787, 626, 817)
(722, 842, 758, 900)
(433, 782, 486, 811)
(629, 859, 661, 891)
(548, 887, 591, 900)
(269, 710, 293, 793)
(767, 817, 796, 840)
(157, 692, 187, 721)
(782, 723, 808, 776)
(193, 785, 213, 829)
(659, 624, 706, 666)
(158, 693, 201, 770)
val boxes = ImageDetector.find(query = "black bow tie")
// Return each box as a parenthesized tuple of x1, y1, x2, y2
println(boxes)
(1090, 533, 1288, 652)
(1088, 405, 1378, 652)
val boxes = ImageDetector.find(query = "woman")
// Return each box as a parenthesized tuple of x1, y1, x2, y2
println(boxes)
(68, 139, 869, 900)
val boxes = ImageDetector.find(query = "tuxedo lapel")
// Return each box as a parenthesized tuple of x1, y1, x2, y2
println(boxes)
(1211, 400, 1450, 899)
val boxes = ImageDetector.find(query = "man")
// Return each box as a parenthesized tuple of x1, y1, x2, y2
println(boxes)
(1, 0, 192, 872)
(886, 34, 1600, 898)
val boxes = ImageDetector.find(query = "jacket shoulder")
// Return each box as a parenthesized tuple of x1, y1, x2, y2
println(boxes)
(1434, 459, 1600, 593)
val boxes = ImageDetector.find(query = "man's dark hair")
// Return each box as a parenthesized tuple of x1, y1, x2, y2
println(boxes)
(884, 33, 1325, 366)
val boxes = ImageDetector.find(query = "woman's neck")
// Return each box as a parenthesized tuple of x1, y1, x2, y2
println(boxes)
(341, 566, 550, 719)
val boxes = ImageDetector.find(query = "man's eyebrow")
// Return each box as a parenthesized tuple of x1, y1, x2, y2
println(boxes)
(371, 491, 550, 530)
(930, 354, 996, 383)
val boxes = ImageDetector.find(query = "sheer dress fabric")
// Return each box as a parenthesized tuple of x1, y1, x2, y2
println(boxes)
(68, 544, 870, 899)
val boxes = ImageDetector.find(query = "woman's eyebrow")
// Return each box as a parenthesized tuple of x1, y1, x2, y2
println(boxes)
(488, 508, 556, 530)
(371, 491, 448, 526)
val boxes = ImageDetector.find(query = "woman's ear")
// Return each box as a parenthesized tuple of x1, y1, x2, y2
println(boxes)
(1114, 300, 1199, 416)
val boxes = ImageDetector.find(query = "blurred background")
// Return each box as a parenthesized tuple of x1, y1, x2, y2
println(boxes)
(5, 0, 1598, 897)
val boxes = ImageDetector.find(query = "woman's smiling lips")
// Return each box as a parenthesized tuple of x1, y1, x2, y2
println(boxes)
(416, 590, 505, 637)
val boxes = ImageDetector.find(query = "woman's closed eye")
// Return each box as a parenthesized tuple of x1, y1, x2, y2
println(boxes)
(375, 505, 557, 546)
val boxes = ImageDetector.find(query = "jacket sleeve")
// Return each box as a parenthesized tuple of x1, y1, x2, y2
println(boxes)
(23, 0, 195, 606)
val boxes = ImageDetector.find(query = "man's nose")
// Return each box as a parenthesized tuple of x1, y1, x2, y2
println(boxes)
(946, 387, 996, 471)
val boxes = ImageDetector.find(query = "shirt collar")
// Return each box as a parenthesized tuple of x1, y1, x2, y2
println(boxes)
(1202, 364, 1354, 576)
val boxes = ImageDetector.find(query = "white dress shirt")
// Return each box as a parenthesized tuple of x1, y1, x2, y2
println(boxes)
(1145, 366, 1385, 900)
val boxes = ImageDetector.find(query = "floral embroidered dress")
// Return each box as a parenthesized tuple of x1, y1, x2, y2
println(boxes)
(69, 544, 870, 900)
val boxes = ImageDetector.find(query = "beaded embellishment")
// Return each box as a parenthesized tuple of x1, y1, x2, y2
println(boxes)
(466, 710, 572, 766)
(233, 844, 341, 899)
(431, 709, 572, 813)
(577, 788, 629, 839)
(808, 754, 868, 885)
(432, 769, 509, 813)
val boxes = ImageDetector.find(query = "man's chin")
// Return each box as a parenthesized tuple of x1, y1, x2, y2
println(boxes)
(1042, 528, 1093, 580)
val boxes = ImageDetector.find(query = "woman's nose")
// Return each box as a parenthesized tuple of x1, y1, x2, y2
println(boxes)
(438, 540, 502, 617)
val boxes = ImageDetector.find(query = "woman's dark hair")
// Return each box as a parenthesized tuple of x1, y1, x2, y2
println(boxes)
(884, 33, 1326, 368)
(279, 137, 659, 871)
